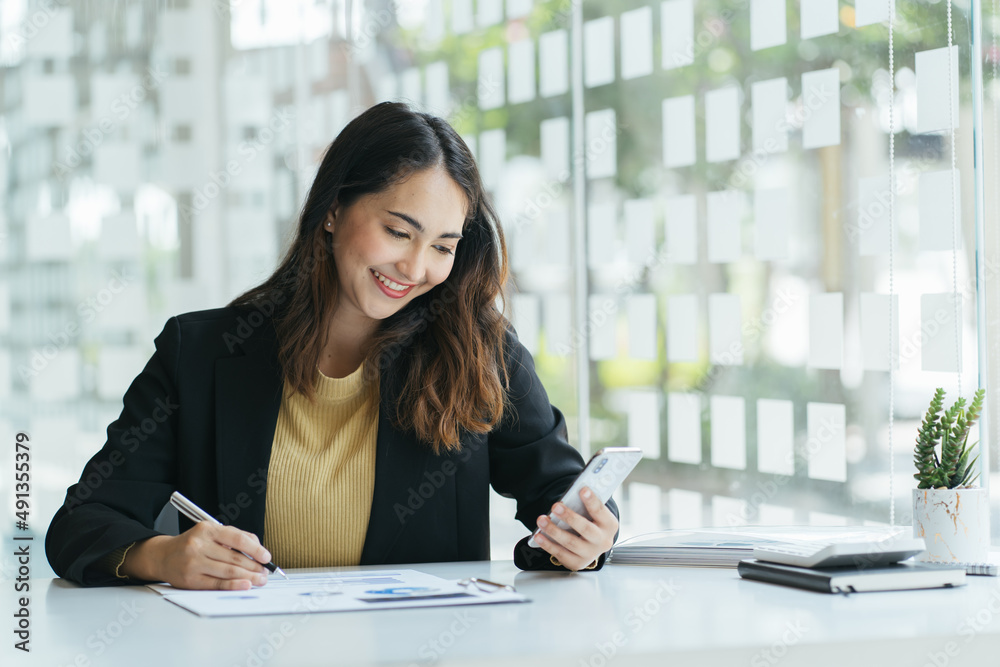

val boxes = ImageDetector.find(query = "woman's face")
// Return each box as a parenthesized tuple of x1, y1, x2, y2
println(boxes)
(325, 166, 467, 328)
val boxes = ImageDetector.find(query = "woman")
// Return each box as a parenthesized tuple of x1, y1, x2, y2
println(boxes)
(46, 102, 619, 590)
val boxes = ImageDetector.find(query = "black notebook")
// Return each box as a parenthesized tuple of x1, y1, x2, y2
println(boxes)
(737, 559, 967, 594)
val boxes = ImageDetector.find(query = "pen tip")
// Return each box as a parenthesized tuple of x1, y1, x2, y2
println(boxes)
(277, 567, 289, 580)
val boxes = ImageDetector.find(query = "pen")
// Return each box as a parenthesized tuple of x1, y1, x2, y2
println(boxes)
(169, 491, 289, 581)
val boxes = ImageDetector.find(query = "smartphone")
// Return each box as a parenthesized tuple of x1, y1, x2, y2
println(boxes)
(528, 446, 643, 549)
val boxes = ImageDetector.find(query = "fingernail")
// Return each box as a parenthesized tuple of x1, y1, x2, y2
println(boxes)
(262, 551, 272, 562)
(553, 504, 564, 515)
(582, 488, 592, 499)
(538, 516, 549, 526)
(255, 574, 267, 586)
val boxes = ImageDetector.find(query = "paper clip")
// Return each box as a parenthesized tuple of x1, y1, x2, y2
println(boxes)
(458, 577, 516, 594)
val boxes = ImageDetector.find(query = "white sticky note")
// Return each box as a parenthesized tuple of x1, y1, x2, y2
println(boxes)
(478, 47, 505, 110)
(540, 116, 570, 182)
(807, 402, 846, 482)
(452, 0, 474, 34)
(663, 95, 696, 167)
(584, 16, 615, 88)
(800, 0, 839, 39)
(669, 489, 704, 528)
(586, 108, 617, 178)
(916, 46, 960, 134)
(589, 295, 617, 360)
(705, 86, 741, 163)
(707, 190, 744, 263)
(627, 294, 658, 360)
(752, 77, 789, 153)
(709, 293, 743, 365)
(628, 390, 661, 458)
(477, 0, 502, 27)
(855, 0, 890, 27)
(539, 30, 569, 97)
(860, 293, 899, 371)
(801, 68, 840, 148)
(757, 399, 794, 475)
(508, 39, 536, 105)
(662, 0, 694, 70)
(621, 7, 654, 80)
(809, 293, 844, 369)
(919, 169, 962, 251)
(512, 294, 540, 356)
(713, 496, 749, 527)
(754, 187, 789, 260)
(711, 395, 747, 470)
(625, 198, 656, 264)
(921, 294, 962, 372)
(588, 201, 617, 267)
(857, 175, 893, 255)
(668, 393, 702, 464)
(751, 0, 787, 51)
(544, 205, 571, 265)
(628, 482, 664, 533)
(400, 67, 422, 107)
(544, 295, 572, 356)
(665, 194, 697, 264)
(667, 295, 699, 362)
(478, 129, 506, 191)
(424, 61, 450, 115)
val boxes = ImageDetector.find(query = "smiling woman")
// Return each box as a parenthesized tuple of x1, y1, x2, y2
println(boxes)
(45, 102, 620, 590)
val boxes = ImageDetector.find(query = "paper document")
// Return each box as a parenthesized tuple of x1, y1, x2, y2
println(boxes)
(148, 569, 528, 617)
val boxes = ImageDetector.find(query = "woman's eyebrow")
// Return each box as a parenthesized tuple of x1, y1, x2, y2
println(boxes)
(387, 210, 464, 239)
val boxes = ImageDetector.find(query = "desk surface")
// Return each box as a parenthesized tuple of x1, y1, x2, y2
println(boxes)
(6, 560, 1000, 666)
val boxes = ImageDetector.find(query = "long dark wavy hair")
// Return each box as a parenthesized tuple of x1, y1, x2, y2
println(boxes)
(229, 102, 510, 454)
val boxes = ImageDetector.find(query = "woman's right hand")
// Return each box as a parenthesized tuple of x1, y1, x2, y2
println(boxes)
(122, 523, 272, 590)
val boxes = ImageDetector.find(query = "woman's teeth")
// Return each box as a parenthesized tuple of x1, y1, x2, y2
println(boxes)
(374, 270, 409, 292)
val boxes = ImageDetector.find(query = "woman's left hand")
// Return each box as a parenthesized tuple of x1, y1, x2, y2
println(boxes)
(534, 486, 618, 571)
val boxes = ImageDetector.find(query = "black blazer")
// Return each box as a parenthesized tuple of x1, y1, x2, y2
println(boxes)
(45, 306, 618, 586)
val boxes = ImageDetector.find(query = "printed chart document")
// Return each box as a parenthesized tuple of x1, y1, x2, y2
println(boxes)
(148, 569, 528, 617)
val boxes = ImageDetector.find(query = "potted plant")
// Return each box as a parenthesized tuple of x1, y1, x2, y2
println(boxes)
(912, 387, 990, 562)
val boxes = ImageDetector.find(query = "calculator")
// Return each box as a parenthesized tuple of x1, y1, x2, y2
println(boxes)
(752, 538, 928, 568)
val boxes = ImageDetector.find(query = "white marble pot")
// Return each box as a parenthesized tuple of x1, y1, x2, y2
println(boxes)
(912, 488, 990, 563)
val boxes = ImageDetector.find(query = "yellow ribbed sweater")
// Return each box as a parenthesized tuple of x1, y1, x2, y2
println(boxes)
(263, 363, 379, 568)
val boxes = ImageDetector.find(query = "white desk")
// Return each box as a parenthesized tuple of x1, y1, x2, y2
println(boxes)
(6, 560, 1000, 666)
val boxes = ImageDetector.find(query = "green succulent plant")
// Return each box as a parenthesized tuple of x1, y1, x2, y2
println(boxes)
(913, 388, 985, 489)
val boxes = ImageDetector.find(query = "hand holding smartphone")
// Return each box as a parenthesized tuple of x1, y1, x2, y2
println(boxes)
(528, 447, 642, 549)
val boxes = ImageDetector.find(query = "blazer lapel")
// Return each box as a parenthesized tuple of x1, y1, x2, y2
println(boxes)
(360, 363, 432, 564)
(214, 319, 283, 539)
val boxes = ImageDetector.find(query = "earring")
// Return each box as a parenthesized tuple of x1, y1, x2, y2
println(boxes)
(326, 221, 332, 227)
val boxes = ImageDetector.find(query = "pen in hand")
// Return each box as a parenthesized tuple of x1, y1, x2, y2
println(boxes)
(169, 491, 289, 581)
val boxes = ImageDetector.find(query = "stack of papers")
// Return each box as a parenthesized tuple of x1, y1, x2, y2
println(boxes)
(609, 526, 909, 568)
(148, 569, 528, 617)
